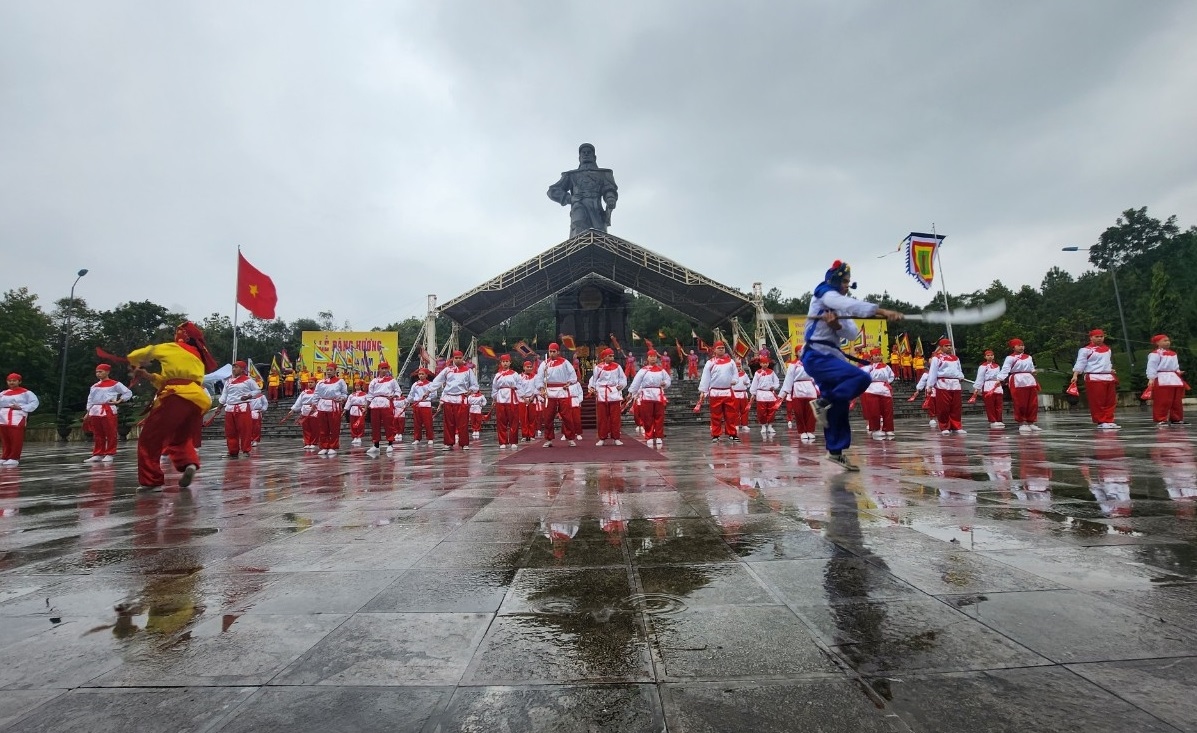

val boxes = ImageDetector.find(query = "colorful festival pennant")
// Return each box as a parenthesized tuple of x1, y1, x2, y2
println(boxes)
(903, 232, 945, 290)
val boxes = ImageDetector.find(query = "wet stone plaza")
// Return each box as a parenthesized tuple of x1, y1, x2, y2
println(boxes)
(1, 413, 1195, 732)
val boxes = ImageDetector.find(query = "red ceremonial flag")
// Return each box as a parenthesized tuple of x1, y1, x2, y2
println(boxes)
(237, 252, 278, 319)
(479, 345, 497, 360)
(643, 338, 654, 349)
(560, 335, 577, 351)
(734, 341, 750, 358)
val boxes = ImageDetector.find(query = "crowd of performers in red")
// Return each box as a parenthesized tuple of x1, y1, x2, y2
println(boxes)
(0, 320, 1189, 487)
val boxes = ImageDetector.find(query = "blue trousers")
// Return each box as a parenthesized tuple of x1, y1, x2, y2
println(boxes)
(802, 349, 871, 453)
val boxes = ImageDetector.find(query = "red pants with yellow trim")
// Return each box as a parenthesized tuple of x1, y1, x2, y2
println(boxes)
(935, 389, 963, 431)
(638, 399, 665, 439)
(860, 393, 894, 432)
(224, 409, 253, 455)
(982, 392, 1004, 423)
(1153, 385, 1184, 423)
(708, 396, 738, 437)
(90, 413, 119, 456)
(136, 395, 201, 487)
(596, 400, 622, 440)
(1084, 377, 1117, 424)
(495, 403, 519, 445)
(1010, 385, 1039, 424)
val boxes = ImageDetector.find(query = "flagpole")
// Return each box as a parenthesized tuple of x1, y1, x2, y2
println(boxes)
(931, 223, 955, 345)
(232, 246, 240, 364)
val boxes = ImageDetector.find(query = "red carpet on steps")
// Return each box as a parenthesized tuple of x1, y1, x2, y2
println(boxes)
(497, 438, 667, 464)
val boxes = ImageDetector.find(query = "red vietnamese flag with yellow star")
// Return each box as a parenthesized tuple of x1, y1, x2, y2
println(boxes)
(237, 251, 278, 319)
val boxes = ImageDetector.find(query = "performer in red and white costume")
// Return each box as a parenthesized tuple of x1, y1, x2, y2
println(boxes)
(288, 379, 318, 449)
(390, 391, 407, 444)
(749, 352, 780, 437)
(860, 349, 895, 439)
(366, 361, 400, 454)
(467, 388, 487, 439)
(568, 382, 585, 440)
(1071, 329, 1119, 429)
(535, 343, 579, 447)
(1146, 334, 1186, 426)
(407, 368, 436, 446)
(430, 351, 480, 450)
(249, 393, 267, 446)
(0, 374, 39, 466)
(313, 370, 348, 455)
(972, 350, 1005, 429)
(699, 342, 740, 442)
(83, 363, 133, 462)
(927, 339, 966, 434)
(588, 348, 627, 446)
(624, 352, 637, 381)
(780, 357, 818, 441)
(629, 349, 671, 446)
(687, 350, 699, 381)
(491, 354, 522, 449)
(998, 339, 1041, 433)
(517, 360, 540, 443)
(219, 360, 262, 457)
(733, 359, 752, 431)
(345, 380, 369, 446)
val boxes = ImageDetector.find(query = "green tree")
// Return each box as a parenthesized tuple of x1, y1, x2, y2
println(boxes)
(0, 288, 57, 402)
(1089, 206, 1179, 270)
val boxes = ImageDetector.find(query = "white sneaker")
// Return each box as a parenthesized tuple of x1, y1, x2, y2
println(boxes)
(929, 419, 938, 428)
(767, 426, 776, 434)
(1019, 425, 1032, 434)
(761, 426, 768, 436)
(442, 444, 452, 451)
(351, 438, 361, 446)
(472, 432, 480, 439)
(989, 422, 1003, 429)
(1029, 425, 1042, 432)
(596, 440, 605, 446)
(84, 456, 101, 463)
(498, 444, 507, 450)
(250, 440, 259, 447)
(2, 459, 18, 467)
(872, 431, 886, 440)
(956, 429, 967, 434)
(941, 430, 951, 435)
(614, 440, 623, 446)
(427, 440, 435, 446)
(559, 435, 566, 441)
(462, 445, 470, 451)
(386, 444, 395, 453)
(787, 421, 794, 429)
(568, 440, 576, 447)
(885, 431, 895, 438)
(326, 449, 337, 456)
(395, 436, 403, 443)
(740, 425, 749, 432)
(543, 441, 553, 448)
(318, 449, 329, 455)
(101, 455, 114, 463)
(655, 438, 663, 447)
(367, 447, 380, 456)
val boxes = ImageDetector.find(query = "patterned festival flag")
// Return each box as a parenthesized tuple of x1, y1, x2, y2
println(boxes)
(560, 335, 577, 351)
(698, 337, 710, 353)
(734, 341, 750, 358)
(479, 345, 498, 360)
(609, 333, 622, 352)
(514, 340, 533, 357)
(903, 232, 946, 290)
(631, 330, 641, 342)
(915, 336, 924, 357)
(269, 355, 280, 374)
(279, 349, 292, 370)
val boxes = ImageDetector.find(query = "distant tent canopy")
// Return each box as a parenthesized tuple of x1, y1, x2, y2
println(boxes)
(439, 230, 753, 335)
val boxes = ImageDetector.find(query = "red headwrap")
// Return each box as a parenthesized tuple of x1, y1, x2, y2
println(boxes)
(646, 349, 658, 357)
(1007, 338, 1023, 348)
(548, 342, 560, 351)
(234, 360, 247, 368)
(938, 338, 952, 347)
(600, 348, 614, 358)
(452, 350, 463, 358)
(1151, 334, 1169, 344)
(176, 321, 218, 372)
(96, 363, 112, 371)
(1089, 329, 1105, 337)
(378, 361, 390, 369)
(6, 373, 20, 381)
(713, 341, 726, 349)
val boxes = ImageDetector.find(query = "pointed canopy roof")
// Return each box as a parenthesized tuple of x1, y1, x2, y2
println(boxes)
(439, 229, 753, 335)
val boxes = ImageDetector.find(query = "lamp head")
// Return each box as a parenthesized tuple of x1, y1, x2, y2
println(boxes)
(77, 269, 89, 277)
(1060, 247, 1079, 252)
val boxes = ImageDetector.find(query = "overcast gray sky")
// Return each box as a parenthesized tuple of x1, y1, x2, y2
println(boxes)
(3, 1, 1195, 328)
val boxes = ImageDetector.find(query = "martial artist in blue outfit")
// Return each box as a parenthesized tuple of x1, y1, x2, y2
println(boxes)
(802, 260, 904, 471)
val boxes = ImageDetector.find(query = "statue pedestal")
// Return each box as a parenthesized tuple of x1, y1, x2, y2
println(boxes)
(555, 279, 629, 355)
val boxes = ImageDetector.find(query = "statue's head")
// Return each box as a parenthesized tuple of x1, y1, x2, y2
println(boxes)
(578, 143, 596, 165)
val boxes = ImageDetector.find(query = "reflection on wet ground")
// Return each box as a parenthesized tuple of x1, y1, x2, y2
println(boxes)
(0, 413, 1194, 731)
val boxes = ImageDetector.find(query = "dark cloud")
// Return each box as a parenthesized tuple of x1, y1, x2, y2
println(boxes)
(2, 1, 1194, 326)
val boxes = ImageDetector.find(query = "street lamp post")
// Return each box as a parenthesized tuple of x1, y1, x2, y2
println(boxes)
(1061, 247, 1134, 367)
(55, 269, 89, 440)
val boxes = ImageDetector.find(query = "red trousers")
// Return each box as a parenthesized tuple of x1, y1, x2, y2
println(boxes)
(268, 386, 279, 401)
(639, 399, 665, 439)
(392, 413, 406, 440)
(737, 397, 750, 426)
(252, 417, 262, 443)
(860, 393, 894, 432)
(443, 402, 470, 446)
(596, 400, 622, 440)
(982, 392, 1004, 423)
(300, 414, 317, 446)
(755, 400, 779, 426)
(542, 397, 576, 440)
(224, 409, 254, 455)
(317, 410, 342, 450)
(1010, 385, 1039, 424)
(136, 395, 201, 487)
(521, 403, 540, 439)
(495, 403, 519, 445)
(283, 382, 294, 397)
(935, 389, 963, 431)
(1084, 377, 1117, 424)
(90, 413, 119, 456)
(412, 405, 434, 442)
(791, 397, 816, 433)
(0, 424, 25, 461)
(708, 395, 738, 437)
(349, 411, 366, 439)
(470, 412, 483, 432)
(1153, 385, 1184, 423)
(370, 407, 394, 443)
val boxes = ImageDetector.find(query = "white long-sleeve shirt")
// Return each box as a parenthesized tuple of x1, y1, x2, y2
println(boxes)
(467, 393, 487, 414)
(0, 388, 39, 426)
(1073, 345, 1115, 381)
(803, 289, 879, 359)
(862, 364, 895, 397)
(251, 394, 268, 416)
(491, 368, 523, 404)
(780, 361, 819, 399)
(408, 379, 435, 407)
(430, 365, 480, 403)
(219, 376, 262, 412)
(916, 372, 932, 391)
(699, 356, 738, 396)
(1147, 349, 1184, 387)
(628, 365, 672, 402)
(732, 371, 751, 397)
(998, 353, 1039, 389)
(86, 379, 133, 417)
(367, 376, 401, 409)
(974, 363, 1004, 395)
(927, 355, 965, 391)
(313, 377, 348, 412)
(749, 369, 780, 401)
(534, 358, 577, 399)
(345, 390, 369, 416)
(516, 372, 539, 402)
(588, 362, 628, 402)
(290, 389, 316, 416)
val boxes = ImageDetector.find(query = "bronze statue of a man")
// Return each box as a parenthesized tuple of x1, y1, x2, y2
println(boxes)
(547, 143, 619, 238)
